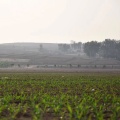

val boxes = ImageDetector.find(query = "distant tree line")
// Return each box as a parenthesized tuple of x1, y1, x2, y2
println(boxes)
(58, 41, 82, 52)
(58, 39, 120, 60)
(58, 44, 71, 52)
(84, 39, 120, 60)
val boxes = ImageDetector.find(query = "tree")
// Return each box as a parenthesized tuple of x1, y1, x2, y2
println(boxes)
(116, 41, 120, 60)
(71, 41, 82, 51)
(84, 41, 101, 57)
(39, 44, 43, 51)
(71, 40, 76, 50)
(77, 42, 82, 50)
(58, 44, 70, 52)
(100, 39, 117, 58)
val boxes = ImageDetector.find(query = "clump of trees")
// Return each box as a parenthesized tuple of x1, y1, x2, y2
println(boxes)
(58, 41, 82, 53)
(39, 44, 43, 51)
(0, 62, 11, 68)
(84, 39, 120, 60)
(58, 44, 71, 52)
(84, 41, 100, 57)
(100, 39, 117, 58)
(58, 39, 120, 60)
(71, 41, 82, 51)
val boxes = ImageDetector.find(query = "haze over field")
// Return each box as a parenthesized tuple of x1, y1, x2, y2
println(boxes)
(0, 0, 120, 44)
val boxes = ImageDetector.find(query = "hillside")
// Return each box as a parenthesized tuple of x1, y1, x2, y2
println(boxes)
(0, 43, 120, 68)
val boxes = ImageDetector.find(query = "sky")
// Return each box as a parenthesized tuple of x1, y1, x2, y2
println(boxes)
(0, 0, 120, 44)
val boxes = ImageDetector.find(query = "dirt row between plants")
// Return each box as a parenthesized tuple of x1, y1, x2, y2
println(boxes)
(0, 68, 120, 74)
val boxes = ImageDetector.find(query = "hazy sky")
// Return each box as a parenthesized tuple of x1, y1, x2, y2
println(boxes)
(0, 0, 120, 44)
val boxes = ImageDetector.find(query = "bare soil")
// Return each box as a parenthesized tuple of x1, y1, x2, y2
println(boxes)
(0, 68, 120, 73)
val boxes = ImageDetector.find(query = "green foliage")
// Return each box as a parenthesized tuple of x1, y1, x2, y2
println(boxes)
(0, 62, 11, 68)
(78, 64, 81, 68)
(58, 44, 70, 52)
(83, 39, 120, 61)
(103, 65, 106, 68)
(0, 73, 120, 119)
(100, 39, 118, 58)
(84, 41, 100, 57)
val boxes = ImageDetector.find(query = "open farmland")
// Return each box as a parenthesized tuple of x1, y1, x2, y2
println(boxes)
(0, 53, 120, 67)
(0, 43, 120, 69)
(0, 73, 120, 120)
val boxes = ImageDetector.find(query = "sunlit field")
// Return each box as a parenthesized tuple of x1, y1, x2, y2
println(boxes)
(0, 73, 120, 120)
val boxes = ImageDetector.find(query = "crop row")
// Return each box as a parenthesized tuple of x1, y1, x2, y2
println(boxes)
(0, 73, 120, 120)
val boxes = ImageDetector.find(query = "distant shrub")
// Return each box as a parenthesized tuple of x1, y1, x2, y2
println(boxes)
(86, 65, 88, 68)
(0, 62, 11, 68)
(94, 65, 97, 68)
(69, 64, 72, 68)
(18, 64, 20, 67)
(78, 64, 81, 68)
(37, 65, 39, 68)
(103, 65, 106, 68)
(27, 64, 29, 67)
(11, 64, 14, 67)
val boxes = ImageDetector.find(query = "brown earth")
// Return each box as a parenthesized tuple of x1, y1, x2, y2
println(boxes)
(0, 68, 120, 74)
